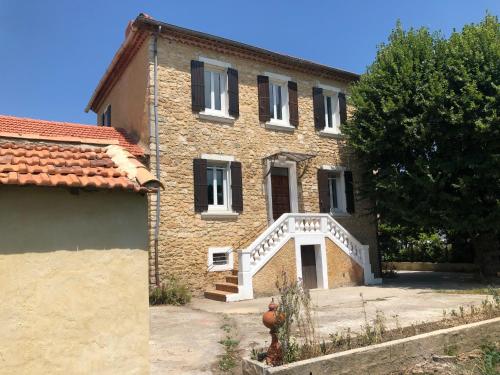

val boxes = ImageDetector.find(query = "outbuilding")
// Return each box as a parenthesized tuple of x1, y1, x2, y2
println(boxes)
(0, 115, 161, 374)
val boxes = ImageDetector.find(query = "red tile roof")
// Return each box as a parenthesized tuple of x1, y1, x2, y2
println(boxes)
(0, 141, 160, 192)
(0, 115, 144, 156)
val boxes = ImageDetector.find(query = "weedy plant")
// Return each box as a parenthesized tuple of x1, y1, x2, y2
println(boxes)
(149, 276, 191, 305)
(218, 315, 240, 373)
(476, 342, 500, 375)
(275, 271, 321, 364)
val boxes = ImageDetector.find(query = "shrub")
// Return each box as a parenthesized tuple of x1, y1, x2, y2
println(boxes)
(149, 276, 191, 305)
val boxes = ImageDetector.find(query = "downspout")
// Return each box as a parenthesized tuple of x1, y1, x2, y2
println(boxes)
(153, 26, 162, 287)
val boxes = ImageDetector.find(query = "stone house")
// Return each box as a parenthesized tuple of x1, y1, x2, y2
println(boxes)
(0, 115, 160, 373)
(86, 14, 382, 301)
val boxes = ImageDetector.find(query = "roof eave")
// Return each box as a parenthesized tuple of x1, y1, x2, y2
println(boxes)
(86, 14, 360, 114)
(85, 24, 149, 113)
(137, 16, 360, 81)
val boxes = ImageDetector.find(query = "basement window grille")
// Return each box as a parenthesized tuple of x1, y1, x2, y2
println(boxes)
(212, 252, 228, 266)
(208, 247, 233, 272)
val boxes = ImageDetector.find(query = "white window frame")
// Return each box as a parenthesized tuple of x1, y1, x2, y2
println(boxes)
(265, 72, 292, 130)
(207, 162, 230, 211)
(323, 93, 341, 132)
(200, 154, 239, 220)
(321, 166, 348, 216)
(207, 247, 234, 272)
(317, 83, 343, 135)
(199, 57, 232, 119)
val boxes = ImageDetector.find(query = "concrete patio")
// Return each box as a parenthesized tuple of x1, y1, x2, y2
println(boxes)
(150, 271, 495, 374)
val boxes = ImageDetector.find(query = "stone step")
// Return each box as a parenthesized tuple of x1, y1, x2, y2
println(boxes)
(215, 282, 238, 293)
(226, 275, 238, 284)
(204, 290, 232, 302)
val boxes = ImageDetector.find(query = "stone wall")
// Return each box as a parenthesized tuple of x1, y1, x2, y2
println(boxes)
(148, 36, 380, 293)
(253, 239, 296, 297)
(242, 317, 500, 375)
(326, 238, 364, 287)
(0, 186, 149, 374)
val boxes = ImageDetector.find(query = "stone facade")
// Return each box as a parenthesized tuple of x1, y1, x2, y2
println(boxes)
(253, 239, 297, 297)
(326, 238, 364, 287)
(150, 37, 379, 293)
(92, 30, 380, 294)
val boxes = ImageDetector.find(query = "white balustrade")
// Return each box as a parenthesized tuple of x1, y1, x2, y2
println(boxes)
(237, 213, 373, 300)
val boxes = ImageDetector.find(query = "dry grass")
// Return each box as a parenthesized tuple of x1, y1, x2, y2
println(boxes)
(254, 284, 500, 366)
(437, 287, 500, 295)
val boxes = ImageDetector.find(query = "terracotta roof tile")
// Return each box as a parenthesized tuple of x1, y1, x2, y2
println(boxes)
(0, 141, 161, 193)
(0, 114, 144, 156)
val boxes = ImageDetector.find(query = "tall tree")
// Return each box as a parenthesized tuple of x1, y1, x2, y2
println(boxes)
(344, 15, 500, 277)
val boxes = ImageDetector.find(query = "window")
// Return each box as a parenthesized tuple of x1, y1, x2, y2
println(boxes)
(268, 81, 288, 123)
(208, 247, 234, 272)
(207, 163, 229, 210)
(101, 105, 111, 127)
(324, 93, 340, 132)
(203, 68, 227, 115)
(212, 252, 228, 266)
(328, 176, 340, 212)
(269, 83, 283, 120)
(327, 171, 346, 214)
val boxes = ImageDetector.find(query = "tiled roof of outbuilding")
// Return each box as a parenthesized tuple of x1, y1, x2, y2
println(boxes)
(0, 115, 144, 156)
(0, 115, 160, 193)
(0, 142, 159, 192)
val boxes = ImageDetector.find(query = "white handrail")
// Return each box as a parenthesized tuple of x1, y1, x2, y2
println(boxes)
(241, 213, 366, 274)
(237, 212, 377, 300)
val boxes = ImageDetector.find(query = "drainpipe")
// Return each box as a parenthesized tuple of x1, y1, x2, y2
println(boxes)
(153, 26, 162, 287)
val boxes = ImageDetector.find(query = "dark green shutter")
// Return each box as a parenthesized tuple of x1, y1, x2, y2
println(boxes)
(317, 169, 330, 213)
(191, 60, 205, 112)
(193, 158, 208, 212)
(227, 68, 239, 117)
(313, 87, 325, 130)
(230, 161, 243, 212)
(257, 75, 270, 122)
(288, 81, 299, 127)
(106, 105, 111, 126)
(338, 92, 347, 125)
(344, 170, 355, 214)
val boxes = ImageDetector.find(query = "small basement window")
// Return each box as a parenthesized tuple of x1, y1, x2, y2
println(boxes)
(208, 247, 234, 272)
(212, 252, 228, 266)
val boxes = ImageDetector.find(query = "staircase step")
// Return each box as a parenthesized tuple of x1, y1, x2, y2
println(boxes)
(226, 275, 238, 284)
(204, 290, 232, 302)
(231, 269, 238, 276)
(216, 282, 239, 293)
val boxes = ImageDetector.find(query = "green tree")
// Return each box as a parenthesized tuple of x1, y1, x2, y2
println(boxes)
(344, 15, 500, 277)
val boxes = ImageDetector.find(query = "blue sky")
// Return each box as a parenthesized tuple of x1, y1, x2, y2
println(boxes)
(0, 1, 498, 124)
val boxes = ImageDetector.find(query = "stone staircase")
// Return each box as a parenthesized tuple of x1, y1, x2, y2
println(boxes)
(204, 270, 239, 302)
(203, 213, 381, 302)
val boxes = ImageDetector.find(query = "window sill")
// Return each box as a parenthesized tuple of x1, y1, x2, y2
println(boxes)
(198, 112, 235, 124)
(201, 211, 239, 220)
(208, 265, 234, 272)
(319, 129, 345, 139)
(265, 121, 295, 132)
